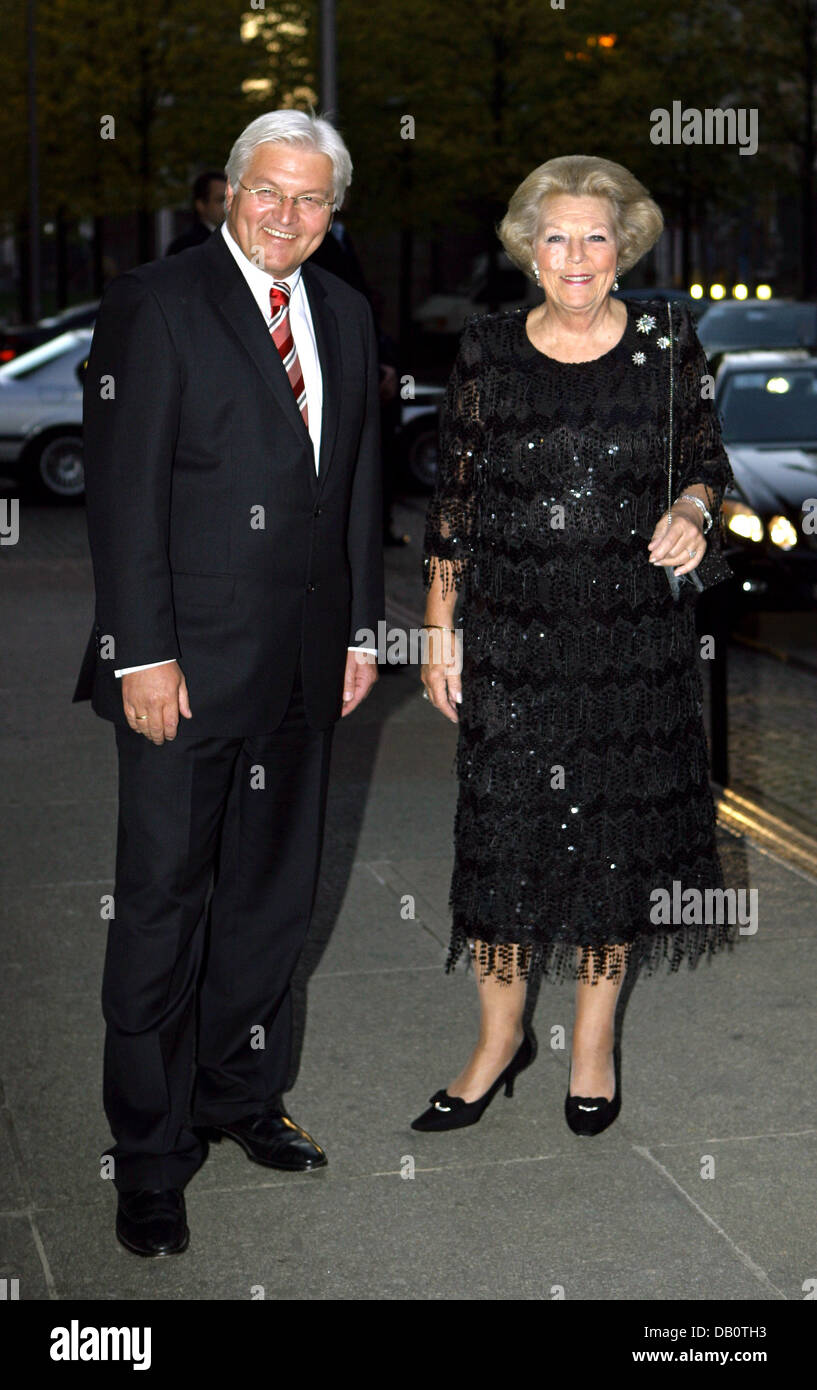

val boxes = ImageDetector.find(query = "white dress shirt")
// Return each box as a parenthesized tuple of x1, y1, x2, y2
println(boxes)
(115, 221, 375, 675)
(220, 221, 323, 467)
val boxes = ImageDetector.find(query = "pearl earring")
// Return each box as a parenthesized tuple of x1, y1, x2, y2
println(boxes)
(532, 261, 540, 285)
(613, 265, 621, 291)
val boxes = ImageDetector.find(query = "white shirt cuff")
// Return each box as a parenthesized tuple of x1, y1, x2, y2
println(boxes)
(115, 659, 176, 678)
(116, 651, 378, 678)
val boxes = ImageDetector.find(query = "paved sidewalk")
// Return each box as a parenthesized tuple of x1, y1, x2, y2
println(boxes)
(1, 499, 816, 1300)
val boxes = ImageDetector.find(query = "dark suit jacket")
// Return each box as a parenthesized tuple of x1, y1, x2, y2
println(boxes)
(73, 229, 384, 735)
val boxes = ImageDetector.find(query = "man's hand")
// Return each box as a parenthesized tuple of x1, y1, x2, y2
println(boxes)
(341, 648, 378, 717)
(122, 661, 192, 744)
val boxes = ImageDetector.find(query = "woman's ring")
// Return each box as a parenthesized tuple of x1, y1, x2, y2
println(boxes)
(688, 547, 697, 558)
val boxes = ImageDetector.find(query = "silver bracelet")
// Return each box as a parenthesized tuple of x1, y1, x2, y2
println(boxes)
(675, 493, 713, 533)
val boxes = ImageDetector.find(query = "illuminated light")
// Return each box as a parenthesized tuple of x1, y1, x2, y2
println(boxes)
(732, 283, 748, 299)
(586, 35, 597, 46)
(598, 34, 617, 47)
(689, 283, 704, 299)
(723, 500, 764, 542)
(769, 515, 797, 550)
(765, 376, 790, 394)
(710, 283, 726, 300)
(755, 284, 773, 299)
(0, 348, 15, 362)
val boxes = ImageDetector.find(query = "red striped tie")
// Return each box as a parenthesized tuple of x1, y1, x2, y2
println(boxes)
(269, 283, 309, 427)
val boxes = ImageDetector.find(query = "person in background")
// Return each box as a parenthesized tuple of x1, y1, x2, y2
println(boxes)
(310, 210, 409, 546)
(165, 171, 227, 255)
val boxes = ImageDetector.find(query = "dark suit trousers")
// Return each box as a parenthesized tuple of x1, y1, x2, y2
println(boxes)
(102, 664, 333, 1192)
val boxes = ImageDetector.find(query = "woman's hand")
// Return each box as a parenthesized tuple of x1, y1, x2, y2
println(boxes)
(647, 502, 706, 576)
(420, 627, 462, 724)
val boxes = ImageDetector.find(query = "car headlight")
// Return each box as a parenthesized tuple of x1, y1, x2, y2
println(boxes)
(722, 499, 764, 542)
(768, 515, 798, 550)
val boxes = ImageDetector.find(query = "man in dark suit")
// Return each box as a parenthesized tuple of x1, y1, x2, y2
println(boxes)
(165, 170, 227, 255)
(74, 111, 384, 1257)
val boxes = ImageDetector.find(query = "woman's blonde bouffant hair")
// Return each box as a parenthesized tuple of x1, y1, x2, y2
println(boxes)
(498, 155, 664, 281)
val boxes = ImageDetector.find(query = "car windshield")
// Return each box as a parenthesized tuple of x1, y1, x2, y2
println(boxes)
(699, 303, 817, 351)
(719, 367, 817, 443)
(0, 330, 91, 381)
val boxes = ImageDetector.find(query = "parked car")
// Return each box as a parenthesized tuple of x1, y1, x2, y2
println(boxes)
(396, 381, 445, 490)
(699, 300, 817, 372)
(613, 286, 709, 322)
(0, 300, 99, 364)
(715, 350, 817, 607)
(0, 329, 90, 498)
(412, 253, 541, 345)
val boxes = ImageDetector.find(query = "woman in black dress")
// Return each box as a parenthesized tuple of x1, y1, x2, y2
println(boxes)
(413, 155, 735, 1136)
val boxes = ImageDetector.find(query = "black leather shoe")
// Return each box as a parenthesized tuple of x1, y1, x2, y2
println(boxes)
(116, 1188, 189, 1257)
(200, 1108, 327, 1171)
(564, 1051, 621, 1137)
(411, 1032, 534, 1132)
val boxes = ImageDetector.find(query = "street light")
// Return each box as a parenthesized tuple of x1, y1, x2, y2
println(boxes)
(27, 0, 41, 322)
(321, 0, 337, 120)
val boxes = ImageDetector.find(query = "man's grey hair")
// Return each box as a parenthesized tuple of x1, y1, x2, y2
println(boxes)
(225, 110, 352, 206)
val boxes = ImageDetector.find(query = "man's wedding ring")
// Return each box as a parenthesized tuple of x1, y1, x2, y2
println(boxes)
(135, 714, 148, 720)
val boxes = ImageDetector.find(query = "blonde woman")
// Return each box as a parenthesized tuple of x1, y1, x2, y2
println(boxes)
(414, 155, 734, 1136)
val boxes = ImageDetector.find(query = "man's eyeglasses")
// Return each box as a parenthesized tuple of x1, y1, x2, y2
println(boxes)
(238, 182, 335, 214)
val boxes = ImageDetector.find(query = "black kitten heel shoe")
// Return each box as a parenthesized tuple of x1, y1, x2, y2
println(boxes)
(411, 1032, 534, 1132)
(564, 1051, 621, 1137)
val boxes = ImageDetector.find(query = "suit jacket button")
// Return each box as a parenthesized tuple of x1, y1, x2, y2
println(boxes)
(313, 506, 322, 517)
(306, 582, 316, 593)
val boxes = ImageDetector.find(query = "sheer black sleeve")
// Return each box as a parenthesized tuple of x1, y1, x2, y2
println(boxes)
(674, 303, 734, 520)
(422, 320, 483, 596)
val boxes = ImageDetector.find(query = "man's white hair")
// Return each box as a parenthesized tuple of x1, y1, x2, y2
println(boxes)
(225, 110, 352, 206)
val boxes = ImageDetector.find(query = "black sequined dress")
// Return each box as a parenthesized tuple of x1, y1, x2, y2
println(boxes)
(423, 298, 736, 984)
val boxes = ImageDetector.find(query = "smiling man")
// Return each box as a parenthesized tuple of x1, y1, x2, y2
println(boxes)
(74, 111, 384, 1257)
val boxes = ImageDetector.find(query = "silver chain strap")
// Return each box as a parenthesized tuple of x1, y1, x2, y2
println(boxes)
(666, 299, 673, 523)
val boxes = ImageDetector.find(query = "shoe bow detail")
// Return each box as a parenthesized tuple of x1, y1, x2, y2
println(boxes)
(429, 1089, 464, 1113)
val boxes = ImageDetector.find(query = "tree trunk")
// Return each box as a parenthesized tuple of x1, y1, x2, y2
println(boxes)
(398, 142, 413, 361)
(55, 206, 69, 309)
(800, 3, 816, 296)
(92, 215, 105, 296)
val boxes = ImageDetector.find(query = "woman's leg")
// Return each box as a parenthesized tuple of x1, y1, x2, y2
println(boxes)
(447, 943, 528, 1102)
(569, 944, 628, 1100)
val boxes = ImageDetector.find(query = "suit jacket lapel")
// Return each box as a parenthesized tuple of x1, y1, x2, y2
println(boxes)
(302, 264, 341, 491)
(204, 233, 312, 454)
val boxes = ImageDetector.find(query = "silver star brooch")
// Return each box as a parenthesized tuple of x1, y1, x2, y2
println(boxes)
(632, 351, 646, 366)
(636, 314, 657, 333)
(657, 336, 671, 349)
